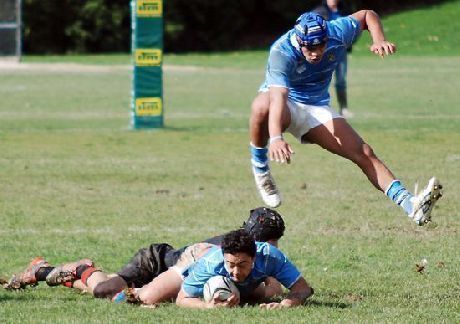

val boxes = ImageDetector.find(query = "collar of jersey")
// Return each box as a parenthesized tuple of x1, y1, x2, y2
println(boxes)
(289, 32, 301, 51)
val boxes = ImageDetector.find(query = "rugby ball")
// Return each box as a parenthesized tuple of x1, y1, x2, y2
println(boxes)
(203, 275, 239, 303)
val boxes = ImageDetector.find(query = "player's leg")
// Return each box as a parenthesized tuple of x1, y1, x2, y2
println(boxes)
(70, 269, 112, 294)
(3, 257, 50, 290)
(95, 243, 174, 300)
(303, 117, 442, 224)
(45, 259, 97, 287)
(249, 92, 290, 208)
(91, 275, 128, 299)
(136, 268, 183, 304)
(137, 243, 213, 304)
(2, 257, 98, 290)
(250, 92, 270, 148)
(304, 118, 394, 190)
(78, 271, 112, 295)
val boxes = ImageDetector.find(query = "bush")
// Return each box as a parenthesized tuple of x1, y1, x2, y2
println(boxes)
(22, 0, 450, 53)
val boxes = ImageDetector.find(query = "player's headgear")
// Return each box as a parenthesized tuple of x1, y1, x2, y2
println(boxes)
(242, 207, 285, 242)
(294, 12, 328, 46)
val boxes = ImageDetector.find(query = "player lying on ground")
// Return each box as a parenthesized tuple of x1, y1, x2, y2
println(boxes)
(110, 229, 313, 308)
(249, 10, 443, 225)
(3, 207, 285, 302)
(175, 229, 313, 309)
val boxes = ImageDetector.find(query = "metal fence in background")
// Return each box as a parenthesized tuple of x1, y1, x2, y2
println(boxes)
(0, 0, 21, 60)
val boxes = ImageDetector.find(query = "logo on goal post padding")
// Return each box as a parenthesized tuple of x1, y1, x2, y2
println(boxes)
(135, 98, 163, 116)
(135, 49, 162, 66)
(136, 0, 162, 17)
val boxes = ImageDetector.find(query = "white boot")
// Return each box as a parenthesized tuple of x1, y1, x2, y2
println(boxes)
(253, 169, 281, 208)
(409, 177, 443, 225)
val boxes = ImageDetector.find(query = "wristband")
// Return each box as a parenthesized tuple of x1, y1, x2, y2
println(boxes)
(269, 135, 283, 144)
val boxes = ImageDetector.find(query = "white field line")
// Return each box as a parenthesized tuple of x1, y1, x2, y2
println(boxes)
(0, 62, 130, 73)
(0, 62, 258, 73)
(0, 225, 456, 236)
(0, 157, 162, 165)
(0, 110, 459, 120)
(0, 225, 220, 236)
(0, 127, 249, 134)
(0, 111, 250, 119)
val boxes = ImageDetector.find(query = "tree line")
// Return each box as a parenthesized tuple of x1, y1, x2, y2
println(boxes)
(22, 0, 447, 53)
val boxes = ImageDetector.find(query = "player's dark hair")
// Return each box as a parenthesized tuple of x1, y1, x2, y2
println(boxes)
(221, 229, 256, 257)
(242, 207, 285, 242)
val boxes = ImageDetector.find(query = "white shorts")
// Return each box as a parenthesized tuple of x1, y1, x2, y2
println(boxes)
(285, 100, 342, 143)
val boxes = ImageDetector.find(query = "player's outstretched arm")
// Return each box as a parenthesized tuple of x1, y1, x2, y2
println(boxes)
(259, 277, 313, 309)
(352, 10, 396, 57)
(268, 87, 294, 164)
(176, 287, 209, 308)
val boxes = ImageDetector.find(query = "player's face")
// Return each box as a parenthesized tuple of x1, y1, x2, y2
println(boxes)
(301, 43, 327, 64)
(327, 0, 339, 7)
(224, 252, 255, 282)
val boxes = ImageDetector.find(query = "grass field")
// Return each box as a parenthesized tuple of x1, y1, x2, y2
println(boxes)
(1, 53, 459, 323)
(1, 2, 460, 321)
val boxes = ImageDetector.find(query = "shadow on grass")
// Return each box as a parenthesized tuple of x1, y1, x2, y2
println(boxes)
(242, 296, 352, 309)
(307, 299, 351, 309)
(0, 291, 45, 303)
(0, 290, 79, 303)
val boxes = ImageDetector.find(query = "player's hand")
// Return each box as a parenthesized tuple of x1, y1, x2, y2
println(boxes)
(225, 293, 240, 307)
(269, 139, 294, 164)
(259, 302, 286, 309)
(209, 292, 239, 308)
(370, 40, 396, 58)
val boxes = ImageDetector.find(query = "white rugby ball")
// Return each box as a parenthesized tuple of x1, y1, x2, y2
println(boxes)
(203, 275, 239, 303)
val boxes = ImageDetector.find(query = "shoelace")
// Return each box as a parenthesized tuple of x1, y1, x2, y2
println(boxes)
(50, 270, 74, 285)
(125, 288, 141, 304)
(262, 177, 278, 195)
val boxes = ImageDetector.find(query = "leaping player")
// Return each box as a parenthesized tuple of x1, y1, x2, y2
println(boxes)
(249, 10, 443, 225)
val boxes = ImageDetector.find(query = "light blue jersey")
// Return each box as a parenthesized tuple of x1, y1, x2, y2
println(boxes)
(260, 16, 361, 105)
(182, 242, 301, 298)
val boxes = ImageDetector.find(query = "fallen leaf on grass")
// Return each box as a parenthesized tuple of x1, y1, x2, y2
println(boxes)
(345, 293, 363, 302)
(415, 258, 428, 273)
(155, 189, 170, 194)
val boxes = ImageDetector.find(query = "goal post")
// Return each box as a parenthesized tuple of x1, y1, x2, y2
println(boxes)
(0, 0, 21, 61)
(131, 0, 164, 129)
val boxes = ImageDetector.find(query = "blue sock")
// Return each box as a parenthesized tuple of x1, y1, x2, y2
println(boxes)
(250, 143, 268, 174)
(112, 291, 127, 303)
(385, 180, 414, 215)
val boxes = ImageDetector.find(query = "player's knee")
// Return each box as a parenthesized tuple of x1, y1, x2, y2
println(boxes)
(93, 276, 127, 299)
(362, 143, 376, 159)
(250, 98, 269, 122)
(349, 143, 376, 165)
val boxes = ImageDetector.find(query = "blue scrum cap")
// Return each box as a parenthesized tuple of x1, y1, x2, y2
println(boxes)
(294, 12, 328, 46)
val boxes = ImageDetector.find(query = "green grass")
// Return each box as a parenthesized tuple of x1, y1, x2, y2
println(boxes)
(1, 53, 459, 323)
(353, 0, 460, 56)
(2, 3, 460, 322)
